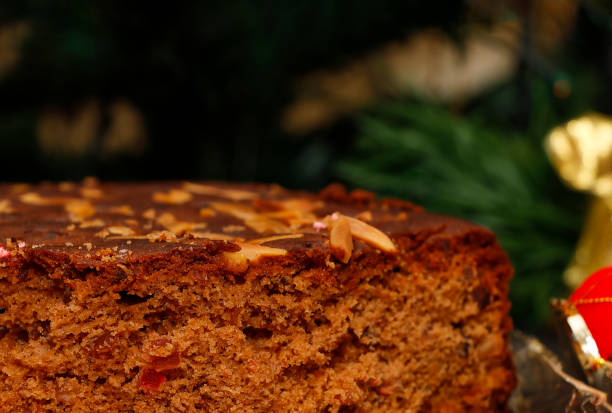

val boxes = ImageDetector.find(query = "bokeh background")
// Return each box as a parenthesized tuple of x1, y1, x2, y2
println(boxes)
(0, 0, 608, 334)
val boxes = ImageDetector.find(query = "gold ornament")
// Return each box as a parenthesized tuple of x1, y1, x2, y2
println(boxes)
(546, 113, 612, 288)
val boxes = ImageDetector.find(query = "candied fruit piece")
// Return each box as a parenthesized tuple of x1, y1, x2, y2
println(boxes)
(139, 368, 166, 391)
(144, 336, 181, 371)
(150, 351, 181, 372)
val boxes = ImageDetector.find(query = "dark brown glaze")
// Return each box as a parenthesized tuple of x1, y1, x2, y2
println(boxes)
(0, 180, 483, 265)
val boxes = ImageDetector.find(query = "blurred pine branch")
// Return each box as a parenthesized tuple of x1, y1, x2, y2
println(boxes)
(335, 101, 586, 331)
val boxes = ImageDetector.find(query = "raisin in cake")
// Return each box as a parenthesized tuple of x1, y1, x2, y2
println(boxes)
(0, 180, 515, 412)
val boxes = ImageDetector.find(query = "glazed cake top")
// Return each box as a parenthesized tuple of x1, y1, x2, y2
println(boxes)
(0, 179, 484, 269)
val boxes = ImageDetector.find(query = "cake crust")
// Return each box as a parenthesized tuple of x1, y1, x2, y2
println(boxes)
(0, 180, 515, 412)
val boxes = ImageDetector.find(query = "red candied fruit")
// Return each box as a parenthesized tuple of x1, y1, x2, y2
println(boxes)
(150, 351, 180, 372)
(145, 336, 181, 371)
(139, 368, 166, 391)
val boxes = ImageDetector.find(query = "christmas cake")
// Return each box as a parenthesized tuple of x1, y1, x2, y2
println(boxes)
(0, 180, 515, 412)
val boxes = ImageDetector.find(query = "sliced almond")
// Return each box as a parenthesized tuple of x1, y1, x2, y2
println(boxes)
(81, 188, 103, 199)
(80, 219, 106, 228)
(210, 202, 257, 221)
(142, 208, 156, 220)
(0, 200, 14, 214)
(247, 233, 304, 244)
(109, 205, 134, 216)
(152, 189, 193, 205)
(107, 226, 135, 236)
(156, 212, 207, 234)
(95, 229, 110, 239)
(183, 182, 257, 201)
(355, 210, 373, 222)
(199, 208, 216, 218)
(232, 242, 287, 261)
(343, 215, 397, 253)
(190, 231, 238, 241)
(65, 200, 96, 221)
(330, 217, 353, 263)
(244, 217, 290, 234)
(223, 225, 246, 233)
(20, 192, 82, 206)
(278, 198, 323, 213)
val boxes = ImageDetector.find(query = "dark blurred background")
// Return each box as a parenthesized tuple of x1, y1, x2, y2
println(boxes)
(0, 0, 609, 333)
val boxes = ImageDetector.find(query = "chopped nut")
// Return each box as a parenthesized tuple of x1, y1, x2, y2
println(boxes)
(152, 189, 193, 205)
(222, 250, 248, 272)
(65, 242, 74, 247)
(66, 224, 76, 231)
(81, 188, 103, 198)
(343, 215, 397, 253)
(182, 182, 257, 201)
(0, 200, 14, 214)
(109, 205, 134, 216)
(107, 226, 135, 236)
(84, 242, 93, 251)
(146, 230, 177, 242)
(330, 216, 353, 263)
(80, 219, 105, 228)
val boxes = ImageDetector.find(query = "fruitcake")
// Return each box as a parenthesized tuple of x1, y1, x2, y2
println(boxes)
(0, 180, 515, 412)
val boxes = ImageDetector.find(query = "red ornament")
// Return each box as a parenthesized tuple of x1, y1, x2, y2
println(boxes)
(570, 266, 612, 360)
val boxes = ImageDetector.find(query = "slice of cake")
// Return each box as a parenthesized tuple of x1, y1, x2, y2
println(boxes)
(0, 180, 515, 412)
